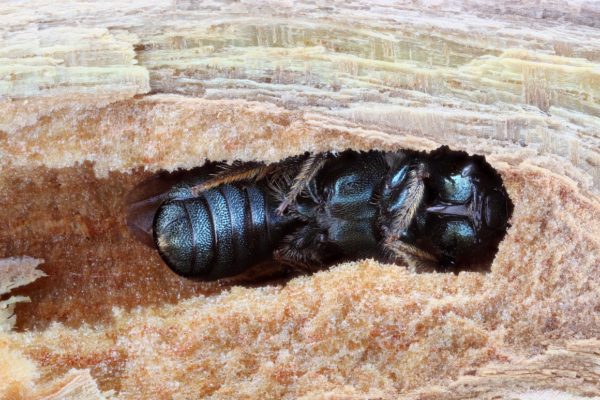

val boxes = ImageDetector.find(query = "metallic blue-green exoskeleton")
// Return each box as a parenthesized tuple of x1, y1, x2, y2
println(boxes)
(125, 147, 513, 280)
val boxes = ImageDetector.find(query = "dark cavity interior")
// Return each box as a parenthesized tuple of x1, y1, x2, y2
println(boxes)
(2, 151, 512, 330)
(1, 164, 225, 331)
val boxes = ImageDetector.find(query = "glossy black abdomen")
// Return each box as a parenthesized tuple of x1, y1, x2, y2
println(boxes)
(153, 183, 289, 280)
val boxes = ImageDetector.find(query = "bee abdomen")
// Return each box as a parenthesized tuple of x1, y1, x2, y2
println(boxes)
(153, 183, 285, 280)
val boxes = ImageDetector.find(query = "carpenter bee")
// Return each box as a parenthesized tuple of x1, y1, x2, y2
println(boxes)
(125, 147, 513, 280)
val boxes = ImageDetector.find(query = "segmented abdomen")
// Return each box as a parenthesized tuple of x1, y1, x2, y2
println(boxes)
(153, 183, 287, 280)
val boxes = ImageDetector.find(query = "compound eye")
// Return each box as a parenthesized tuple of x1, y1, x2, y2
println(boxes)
(484, 190, 509, 229)
(439, 220, 477, 251)
(440, 173, 472, 203)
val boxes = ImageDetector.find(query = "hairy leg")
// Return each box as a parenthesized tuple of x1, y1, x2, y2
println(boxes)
(273, 225, 328, 273)
(276, 153, 328, 215)
(387, 162, 428, 234)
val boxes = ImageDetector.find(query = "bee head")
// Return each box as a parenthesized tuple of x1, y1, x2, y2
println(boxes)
(380, 147, 513, 269)
(415, 148, 514, 267)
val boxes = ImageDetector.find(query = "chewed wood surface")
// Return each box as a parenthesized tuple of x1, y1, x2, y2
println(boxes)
(0, 1, 599, 399)
(0, 0, 598, 188)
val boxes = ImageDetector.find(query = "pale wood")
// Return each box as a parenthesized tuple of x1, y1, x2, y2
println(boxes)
(0, 1, 599, 399)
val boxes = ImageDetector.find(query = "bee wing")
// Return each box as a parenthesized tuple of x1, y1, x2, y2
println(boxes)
(188, 161, 272, 196)
(124, 163, 222, 248)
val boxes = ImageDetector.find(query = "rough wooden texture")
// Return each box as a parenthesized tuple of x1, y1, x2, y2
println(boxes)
(0, 1, 599, 399)
(405, 339, 600, 399)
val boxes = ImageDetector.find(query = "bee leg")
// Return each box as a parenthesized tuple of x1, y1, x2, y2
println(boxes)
(380, 162, 429, 259)
(276, 153, 328, 215)
(387, 163, 428, 234)
(405, 256, 439, 274)
(273, 248, 321, 274)
(383, 165, 436, 274)
(190, 162, 274, 196)
(385, 240, 438, 273)
(272, 226, 326, 273)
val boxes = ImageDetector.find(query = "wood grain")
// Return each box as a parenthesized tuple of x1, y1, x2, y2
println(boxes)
(0, 1, 599, 399)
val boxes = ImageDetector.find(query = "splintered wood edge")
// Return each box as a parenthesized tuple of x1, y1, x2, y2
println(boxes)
(0, 257, 45, 332)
